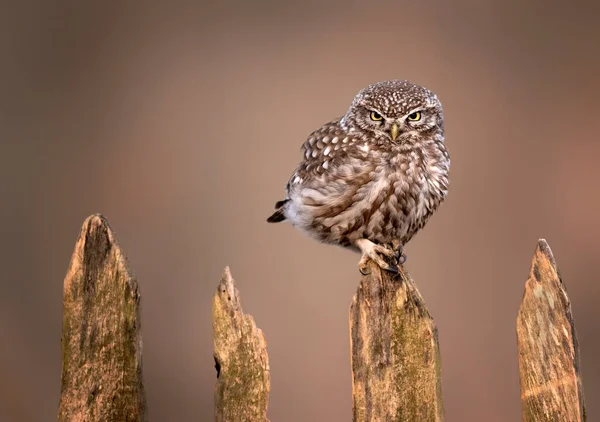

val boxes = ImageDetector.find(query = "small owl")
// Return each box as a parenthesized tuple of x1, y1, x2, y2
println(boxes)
(267, 80, 450, 273)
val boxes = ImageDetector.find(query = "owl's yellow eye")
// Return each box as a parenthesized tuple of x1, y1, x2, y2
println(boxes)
(370, 111, 383, 121)
(407, 111, 421, 121)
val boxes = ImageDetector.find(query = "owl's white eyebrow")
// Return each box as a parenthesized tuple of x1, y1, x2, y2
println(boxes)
(367, 108, 385, 117)
(403, 107, 424, 117)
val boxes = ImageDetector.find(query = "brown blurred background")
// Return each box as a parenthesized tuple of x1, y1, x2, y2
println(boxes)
(1, 1, 599, 421)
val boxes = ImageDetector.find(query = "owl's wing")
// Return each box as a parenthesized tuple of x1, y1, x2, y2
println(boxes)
(267, 119, 373, 223)
(285, 121, 376, 219)
(290, 119, 363, 182)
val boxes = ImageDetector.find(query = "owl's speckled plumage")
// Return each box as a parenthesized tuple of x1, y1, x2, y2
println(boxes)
(268, 80, 450, 272)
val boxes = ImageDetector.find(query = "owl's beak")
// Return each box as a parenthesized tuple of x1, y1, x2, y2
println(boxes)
(390, 123, 400, 141)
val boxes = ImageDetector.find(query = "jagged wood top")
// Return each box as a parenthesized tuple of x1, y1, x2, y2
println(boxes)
(517, 239, 586, 421)
(213, 267, 270, 422)
(58, 214, 146, 422)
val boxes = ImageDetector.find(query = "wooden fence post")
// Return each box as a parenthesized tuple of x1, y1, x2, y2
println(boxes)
(213, 267, 270, 422)
(517, 239, 586, 421)
(350, 260, 444, 422)
(58, 214, 147, 422)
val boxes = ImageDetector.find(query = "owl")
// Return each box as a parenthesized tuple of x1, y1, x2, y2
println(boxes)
(267, 80, 450, 273)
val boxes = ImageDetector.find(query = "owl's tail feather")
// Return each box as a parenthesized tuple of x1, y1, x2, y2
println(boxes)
(267, 199, 288, 223)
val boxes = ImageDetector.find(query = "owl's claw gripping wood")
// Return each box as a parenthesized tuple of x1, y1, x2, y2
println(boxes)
(397, 252, 407, 265)
(356, 239, 399, 274)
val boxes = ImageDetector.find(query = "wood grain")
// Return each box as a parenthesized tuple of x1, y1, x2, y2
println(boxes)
(58, 214, 147, 422)
(517, 239, 586, 421)
(350, 261, 444, 422)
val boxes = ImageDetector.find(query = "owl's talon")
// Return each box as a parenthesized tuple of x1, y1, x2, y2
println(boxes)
(359, 263, 371, 275)
(396, 252, 407, 265)
(394, 245, 407, 265)
(358, 255, 371, 275)
(387, 264, 399, 274)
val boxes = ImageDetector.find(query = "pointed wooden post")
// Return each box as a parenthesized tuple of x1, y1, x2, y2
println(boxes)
(517, 239, 586, 421)
(350, 261, 444, 422)
(213, 267, 270, 422)
(58, 215, 147, 421)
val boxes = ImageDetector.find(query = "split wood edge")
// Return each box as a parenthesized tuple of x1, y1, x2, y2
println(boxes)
(213, 267, 271, 422)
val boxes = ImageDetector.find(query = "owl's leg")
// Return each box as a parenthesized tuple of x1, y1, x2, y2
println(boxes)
(355, 239, 399, 274)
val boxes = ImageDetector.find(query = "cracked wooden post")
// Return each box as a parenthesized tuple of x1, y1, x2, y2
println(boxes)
(213, 267, 270, 422)
(58, 214, 147, 421)
(350, 261, 444, 422)
(517, 239, 586, 421)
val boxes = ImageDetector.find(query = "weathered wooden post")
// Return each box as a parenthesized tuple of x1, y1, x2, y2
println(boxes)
(350, 261, 444, 422)
(517, 239, 586, 421)
(58, 214, 147, 421)
(213, 267, 270, 422)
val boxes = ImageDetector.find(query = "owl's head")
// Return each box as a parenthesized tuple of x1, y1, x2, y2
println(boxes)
(341, 80, 443, 143)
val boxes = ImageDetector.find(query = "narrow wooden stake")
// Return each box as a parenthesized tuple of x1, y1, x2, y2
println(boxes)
(58, 214, 147, 422)
(350, 261, 444, 422)
(213, 267, 270, 422)
(517, 239, 586, 421)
